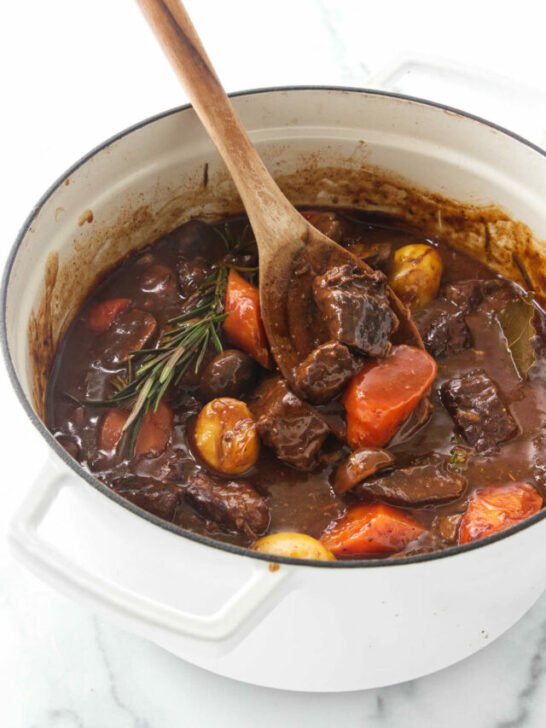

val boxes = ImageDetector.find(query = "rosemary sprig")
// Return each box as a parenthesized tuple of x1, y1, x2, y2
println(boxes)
(81, 222, 253, 454)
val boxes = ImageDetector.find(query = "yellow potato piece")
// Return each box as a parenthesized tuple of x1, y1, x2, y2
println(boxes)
(253, 532, 336, 561)
(389, 243, 443, 310)
(194, 397, 259, 475)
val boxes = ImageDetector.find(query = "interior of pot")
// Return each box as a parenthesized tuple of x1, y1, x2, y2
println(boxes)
(3, 88, 545, 420)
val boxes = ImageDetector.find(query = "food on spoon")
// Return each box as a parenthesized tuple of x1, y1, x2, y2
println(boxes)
(388, 243, 443, 310)
(253, 532, 335, 560)
(458, 483, 542, 544)
(193, 397, 259, 475)
(313, 264, 398, 357)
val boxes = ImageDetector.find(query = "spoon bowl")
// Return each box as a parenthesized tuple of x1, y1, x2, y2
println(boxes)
(137, 0, 422, 388)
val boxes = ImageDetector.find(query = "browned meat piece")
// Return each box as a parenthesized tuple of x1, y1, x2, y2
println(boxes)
(414, 301, 471, 358)
(114, 478, 183, 520)
(177, 258, 211, 300)
(171, 219, 226, 261)
(294, 341, 360, 404)
(443, 280, 483, 312)
(173, 220, 226, 299)
(249, 376, 330, 468)
(94, 309, 157, 366)
(301, 209, 343, 242)
(441, 369, 518, 451)
(183, 471, 269, 538)
(333, 447, 394, 495)
(354, 453, 466, 506)
(139, 263, 177, 295)
(199, 349, 257, 401)
(313, 265, 398, 357)
(443, 278, 521, 316)
(481, 279, 521, 314)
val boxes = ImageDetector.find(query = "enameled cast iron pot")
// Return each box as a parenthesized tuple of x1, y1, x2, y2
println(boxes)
(3, 87, 546, 692)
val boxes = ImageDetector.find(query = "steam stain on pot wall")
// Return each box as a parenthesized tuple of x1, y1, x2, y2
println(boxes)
(27, 159, 546, 419)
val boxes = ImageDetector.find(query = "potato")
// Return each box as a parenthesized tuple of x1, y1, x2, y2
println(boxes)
(252, 532, 336, 561)
(389, 244, 443, 310)
(194, 397, 259, 475)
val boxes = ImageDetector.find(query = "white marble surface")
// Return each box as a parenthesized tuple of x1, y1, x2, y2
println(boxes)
(1, 1, 545, 725)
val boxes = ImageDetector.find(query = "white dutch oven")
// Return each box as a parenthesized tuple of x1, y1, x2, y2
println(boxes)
(2, 87, 546, 692)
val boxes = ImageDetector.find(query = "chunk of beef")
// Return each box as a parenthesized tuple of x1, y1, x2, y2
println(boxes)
(414, 301, 471, 358)
(441, 369, 518, 451)
(173, 220, 226, 300)
(139, 263, 177, 295)
(199, 349, 257, 401)
(172, 219, 226, 262)
(354, 453, 466, 506)
(313, 265, 398, 357)
(295, 341, 360, 404)
(301, 209, 343, 242)
(183, 471, 269, 538)
(94, 309, 157, 367)
(249, 376, 330, 468)
(114, 478, 183, 520)
(444, 278, 520, 316)
(177, 258, 211, 300)
(443, 280, 483, 312)
(333, 447, 394, 495)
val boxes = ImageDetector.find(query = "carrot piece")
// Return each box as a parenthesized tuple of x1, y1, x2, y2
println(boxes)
(342, 345, 437, 449)
(223, 269, 272, 369)
(321, 503, 425, 557)
(86, 298, 131, 333)
(459, 483, 542, 545)
(100, 409, 130, 452)
(134, 400, 174, 457)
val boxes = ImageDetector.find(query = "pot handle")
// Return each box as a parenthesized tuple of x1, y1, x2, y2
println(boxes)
(366, 56, 546, 148)
(9, 457, 287, 641)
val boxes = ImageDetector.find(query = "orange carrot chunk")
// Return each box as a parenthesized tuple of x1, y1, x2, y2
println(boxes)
(86, 298, 131, 333)
(342, 345, 437, 449)
(459, 483, 543, 545)
(100, 409, 130, 452)
(134, 400, 174, 458)
(321, 503, 425, 557)
(223, 269, 272, 369)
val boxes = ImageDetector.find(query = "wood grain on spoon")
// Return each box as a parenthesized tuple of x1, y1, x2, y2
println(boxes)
(137, 0, 422, 390)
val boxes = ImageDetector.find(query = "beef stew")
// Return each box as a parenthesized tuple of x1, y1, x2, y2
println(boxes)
(45, 209, 546, 559)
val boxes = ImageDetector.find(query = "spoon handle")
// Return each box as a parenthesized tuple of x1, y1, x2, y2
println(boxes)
(137, 0, 305, 255)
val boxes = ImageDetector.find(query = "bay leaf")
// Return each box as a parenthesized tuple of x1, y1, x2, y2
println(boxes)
(497, 295, 536, 379)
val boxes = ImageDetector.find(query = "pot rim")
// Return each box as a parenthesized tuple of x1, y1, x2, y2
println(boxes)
(2, 85, 545, 569)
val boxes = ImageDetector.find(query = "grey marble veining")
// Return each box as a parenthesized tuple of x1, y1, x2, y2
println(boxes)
(3, 557, 545, 727)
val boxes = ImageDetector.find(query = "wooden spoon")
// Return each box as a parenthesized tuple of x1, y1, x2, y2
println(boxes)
(137, 0, 421, 389)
